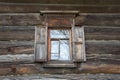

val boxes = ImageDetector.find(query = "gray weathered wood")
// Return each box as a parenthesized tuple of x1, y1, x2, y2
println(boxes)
(0, 0, 120, 5)
(0, 13, 42, 26)
(0, 47, 33, 55)
(34, 26, 47, 62)
(75, 14, 120, 26)
(86, 40, 120, 55)
(0, 4, 120, 13)
(0, 41, 34, 55)
(0, 54, 34, 62)
(0, 13, 120, 26)
(0, 26, 120, 41)
(0, 40, 119, 55)
(84, 26, 120, 40)
(72, 26, 86, 62)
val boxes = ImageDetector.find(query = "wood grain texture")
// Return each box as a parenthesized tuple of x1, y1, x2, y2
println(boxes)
(86, 40, 120, 55)
(0, 5, 119, 13)
(0, 13, 120, 26)
(84, 26, 120, 40)
(0, 0, 120, 5)
(75, 14, 120, 26)
(0, 41, 34, 55)
(0, 40, 119, 61)
(35, 27, 47, 62)
(0, 26, 119, 40)
(0, 13, 43, 26)
(0, 40, 119, 55)
(0, 62, 119, 75)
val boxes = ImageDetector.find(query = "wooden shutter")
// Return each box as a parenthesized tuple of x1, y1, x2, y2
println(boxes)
(34, 26, 47, 62)
(72, 26, 86, 62)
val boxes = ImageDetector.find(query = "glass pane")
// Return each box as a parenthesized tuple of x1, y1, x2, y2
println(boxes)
(51, 41, 59, 60)
(51, 41, 59, 53)
(51, 54, 59, 60)
(60, 40, 70, 60)
(50, 30, 69, 38)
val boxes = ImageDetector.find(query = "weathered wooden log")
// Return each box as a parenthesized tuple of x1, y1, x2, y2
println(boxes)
(0, 53, 119, 64)
(0, 13, 41, 20)
(0, 47, 33, 55)
(0, 13, 43, 26)
(0, 26, 35, 41)
(75, 14, 120, 26)
(0, 62, 119, 75)
(85, 34, 120, 40)
(0, 31, 34, 40)
(0, 0, 120, 5)
(86, 40, 120, 55)
(85, 26, 120, 40)
(0, 20, 42, 26)
(0, 54, 34, 62)
(0, 68, 12, 76)
(85, 26, 120, 34)
(80, 63, 120, 74)
(0, 26, 120, 40)
(0, 13, 120, 26)
(0, 40, 119, 61)
(0, 41, 34, 48)
(0, 40, 119, 55)
(0, 4, 120, 13)
(87, 54, 120, 64)
(0, 26, 34, 31)
(0, 41, 34, 54)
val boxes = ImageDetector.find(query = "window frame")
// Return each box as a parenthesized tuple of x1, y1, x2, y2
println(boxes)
(47, 27, 72, 61)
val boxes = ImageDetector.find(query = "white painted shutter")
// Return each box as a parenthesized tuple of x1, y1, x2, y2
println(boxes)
(34, 26, 47, 62)
(72, 26, 86, 62)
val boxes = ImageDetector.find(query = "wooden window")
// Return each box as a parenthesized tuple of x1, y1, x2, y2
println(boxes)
(48, 28, 72, 61)
(34, 26, 86, 62)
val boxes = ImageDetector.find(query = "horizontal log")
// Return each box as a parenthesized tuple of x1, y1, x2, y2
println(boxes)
(0, 20, 42, 26)
(0, 13, 41, 20)
(0, 26, 120, 40)
(80, 63, 120, 74)
(0, 40, 119, 55)
(87, 54, 120, 64)
(86, 40, 120, 55)
(0, 26, 35, 41)
(0, 13, 120, 26)
(0, 62, 119, 75)
(0, 47, 33, 55)
(0, 0, 120, 5)
(0, 41, 34, 55)
(0, 54, 34, 62)
(0, 26, 34, 31)
(0, 53, 119, 64)
(85, 34, 120, 40)
(85, 26, 120, 35)
(0, 31, 34, 40)
(75, 14, 120, 26)
(0, 68, 11, 75)
(0, 41, 34, 48)
(0, 33, 118, 41)
(0, 5, 120, 13)
(0, 40, 119, 63)
(85, 26, 120, 40)
(0, 13, 43, 26)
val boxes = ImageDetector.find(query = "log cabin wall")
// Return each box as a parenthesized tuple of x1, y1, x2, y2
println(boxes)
(0, 3, 120, 75)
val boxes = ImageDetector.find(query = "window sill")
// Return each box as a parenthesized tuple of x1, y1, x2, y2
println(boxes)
(43, 61, 77, 68)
